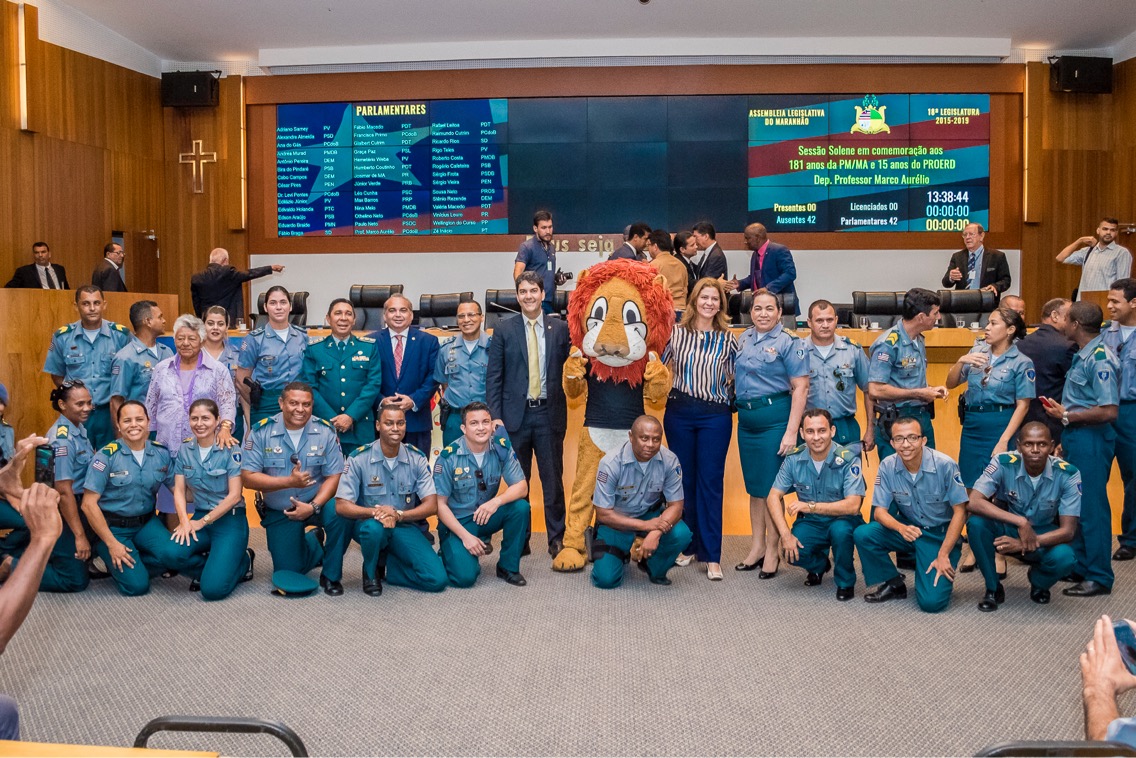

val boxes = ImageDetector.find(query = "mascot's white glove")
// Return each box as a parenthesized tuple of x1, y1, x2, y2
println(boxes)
(565, 347, 589, 381)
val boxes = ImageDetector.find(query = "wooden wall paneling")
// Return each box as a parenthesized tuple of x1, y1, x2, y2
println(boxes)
(0, 2, 19, 131)
(1110, 60, 1136, 249)
(105, 62, 163, 160)
(32, 136, 111, 285)
(220, 75, 246, 233)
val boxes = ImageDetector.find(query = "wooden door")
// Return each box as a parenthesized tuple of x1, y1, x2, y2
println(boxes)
(127, 231, 160, 294)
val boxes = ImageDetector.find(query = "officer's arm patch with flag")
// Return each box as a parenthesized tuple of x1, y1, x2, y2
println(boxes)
(983, 461, 999, 477)
(92, 459, 106, 472)
(597, 470, 609, 484)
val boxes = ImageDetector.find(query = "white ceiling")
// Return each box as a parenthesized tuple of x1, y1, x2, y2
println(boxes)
(48, 0, 1136, 66)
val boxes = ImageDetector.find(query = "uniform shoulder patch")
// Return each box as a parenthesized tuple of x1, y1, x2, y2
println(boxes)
(996, 452, 1019, 465)
(308, 335, 329, 345)
(56, 324, 73, 335)
(495, 434, 513, 450)
(357, 335, 376, 343)
(787, 444, 805, 457)
(55, 425, 69, 438)
(439, 444, 457, 459)
(151, 440, 167, 448)
(317, 417, 334, 428)
(248, 326, 266, 336)
(183, 436, 193, 444)
(100, 441, 119, 455)
(885, 331, 899, 346)
(350, 445, 369, 457)
(1055, 459, 1080, 476)
(440, 335, 457, 346)
(257, 417, 271, 427)
(405, 443, 425, 457)
(835, 447, 855, 463)
(112, 322, 128, 333)
(1094, 346, 1109, 360)
(840, 335, 861, 348)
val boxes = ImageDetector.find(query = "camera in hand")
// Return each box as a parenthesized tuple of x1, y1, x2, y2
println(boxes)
(554, 268, 573, 286)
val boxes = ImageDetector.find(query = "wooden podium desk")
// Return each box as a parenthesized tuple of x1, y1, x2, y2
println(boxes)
(0, 290, 179, 446)
(0, 739, 216, 757)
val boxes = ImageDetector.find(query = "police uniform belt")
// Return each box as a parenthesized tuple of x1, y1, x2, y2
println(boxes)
(736, 391, 790, 409)
(1122, 399, 1136, 406)
(104, 512, 154, 529)
(966, 402, 1014, 413)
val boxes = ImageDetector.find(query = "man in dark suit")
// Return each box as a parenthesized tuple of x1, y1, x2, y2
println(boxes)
(941, 223, 1011, 294)
(485, 271, 571, 555)
(691, 221, 728, 281)
(1017, 297, 1076, 444)
(5, 242, 68, 289)
(191, 247, 284, 324)
(368, 294, 440, 454)
(91, 242, 127, 293)
(609, 222, 650, 261)
(674, 231, 700, 295)
(729, 222, 800, 315)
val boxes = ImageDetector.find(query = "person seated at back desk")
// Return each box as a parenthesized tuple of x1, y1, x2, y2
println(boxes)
(591, 415, 691, 589)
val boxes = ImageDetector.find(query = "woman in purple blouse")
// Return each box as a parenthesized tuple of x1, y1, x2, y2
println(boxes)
(146, 315, 237, 518)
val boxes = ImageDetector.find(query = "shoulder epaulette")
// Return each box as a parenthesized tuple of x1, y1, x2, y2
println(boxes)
(100, 441, 119, 455)
(494, 434, 513, 451)
(996, 451, 1020, 466)
(440, 335, 457, 346)
(885, 331, 900, 346)
(56, 324, 73, 335)
(316, 417, 334, 428)
(404, 443, 425, 457)
(787, 444, 805, 457)
(1094, 345, 1109, 360)
(350, 445, 369, 457)
(840, 335, 861, 348)
(151, 440, 166, 449)
(357, 335, 376, 343)
(257, 417, 271, 427)
(439, 444, 458, 459)
(835, 447, 856, 464)
(54, 424, 69, 438)
(308, 334, 329, 345)
(294, 324, 309, 333)
(111, 322, 129, 333)
(248, 326, 266, 336)
(1054, 459, 1080, 476)
(183, 436, 193, 444)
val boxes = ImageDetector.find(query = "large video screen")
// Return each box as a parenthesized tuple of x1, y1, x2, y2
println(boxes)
(275, 93, 989, 236)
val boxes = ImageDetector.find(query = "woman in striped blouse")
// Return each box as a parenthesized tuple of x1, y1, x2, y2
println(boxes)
(662, 277, 739, 580)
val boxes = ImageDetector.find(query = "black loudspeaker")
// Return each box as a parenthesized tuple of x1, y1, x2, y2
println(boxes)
(1050, 56, 1113, 94)
(161, 71, 219, 107)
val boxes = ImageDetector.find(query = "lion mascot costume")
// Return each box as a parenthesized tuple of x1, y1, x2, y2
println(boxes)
(552, 259, 675, 572)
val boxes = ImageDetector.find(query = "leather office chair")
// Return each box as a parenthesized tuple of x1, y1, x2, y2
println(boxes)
(417, 292, 475, 329)
(938, 288, 997, 327)
(729, 290, 797, 328)
(850, 291, 905, 329)
(250, 290, 309, 329)
(484, 288, 522, 330)
(553, 289, 571, 320)
(348, 284, 404, 331)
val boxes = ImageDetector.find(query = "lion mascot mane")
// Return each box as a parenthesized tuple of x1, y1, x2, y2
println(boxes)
(553, 258, 675, 571)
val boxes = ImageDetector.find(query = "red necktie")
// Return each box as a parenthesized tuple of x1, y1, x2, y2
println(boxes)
(394, 335, 404, 378)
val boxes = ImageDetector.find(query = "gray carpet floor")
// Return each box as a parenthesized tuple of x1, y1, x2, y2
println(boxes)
(2, 531, 1134, 757)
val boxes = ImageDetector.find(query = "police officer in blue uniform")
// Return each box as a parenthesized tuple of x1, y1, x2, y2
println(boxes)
(434, 301, 491, 446)
(867, 288, 949, 462)
(43, 286, 133, 449)
(80, 401, 174, 596)
(434, 401, 530, 588)
(1042, 300, 1120, 597)
(853, 416, 969, 613)
(945, 305, 1035, 487)
(803, 300, 875, 452)
(161, 398, 254, 600)
(236, 285, 309, 425)
(241, 381, 348, 595)
(336, 406, 447, 596)
(591, 415, 692, 589)
(767, 408, 866, 600)
(300, 298, 382, 449)
(109, 300, 171, 420)
(967, 422, 1080, 610)
(1105, 279, 1136, 561)
(203, 305, 246, 442)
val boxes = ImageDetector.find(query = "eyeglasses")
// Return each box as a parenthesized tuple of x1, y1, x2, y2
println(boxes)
(980, 364, 993, 388)
(833, 369, 845, 393)
(474, 469, 487, 492)
(59, 379, 87, 389)
(890, 434, 924, 446)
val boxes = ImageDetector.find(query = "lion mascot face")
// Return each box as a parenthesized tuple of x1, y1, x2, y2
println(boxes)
(566, 259, 674, 386)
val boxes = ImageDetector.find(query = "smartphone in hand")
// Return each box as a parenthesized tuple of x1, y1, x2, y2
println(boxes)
(1114, 620, 1136, 675)
(34, 444, 55, 486)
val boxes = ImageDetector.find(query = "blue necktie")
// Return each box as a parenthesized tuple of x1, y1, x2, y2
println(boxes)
(967, 251, 977, 287)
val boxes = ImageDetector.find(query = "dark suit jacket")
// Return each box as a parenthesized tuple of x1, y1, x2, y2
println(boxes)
(609, 243, 642, 261)
(368, 326, 440, 434)
(485, 313, 570, 434)
(679, 254, 699, 296)
(698, 243, 728, 282)
(941, 247, 1011, 294)
(91, 259, 127, 292)
(5, 263, 68, 289)
(737, 241, 799, 314)
(1017, 323, 1077, 440)
(191, 263, 276, 324)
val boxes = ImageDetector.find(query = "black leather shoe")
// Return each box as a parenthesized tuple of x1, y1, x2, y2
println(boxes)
(1115, 545, 1136, 561)
(496, 566, 527, 586)
(240, 549, 255, 583)
(649, 575, 672, 586)
(758, 568, 779, 579)
(363, 576, 383, 596)
(805, 558, 833, 586)
(734, 555, 764, 572)
(978, 583, 1005, 612)
(481, 540, 494, 555)
(319, 575, 344, 596)
(188, 578, 200, 592)
(546, 539, 562, 558)
(1063, 580, 1111, 597)
(836, 586, 855, 601)
(1030, 585, 1051, 604)
(896, 554, 916, 570)
(864, 581, 907, 603)
(1060, 572, 1085, 583)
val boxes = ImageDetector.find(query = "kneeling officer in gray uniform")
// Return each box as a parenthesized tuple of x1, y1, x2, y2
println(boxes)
(335, 406, 447, 596)
(434, 401, 531, 588)
(592, 415, 692, 588)
(767, 408, 866, 601)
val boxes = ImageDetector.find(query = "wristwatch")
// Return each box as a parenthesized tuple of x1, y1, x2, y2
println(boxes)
(311, 501, 323, 516)
(1061, 410, 1070, 427)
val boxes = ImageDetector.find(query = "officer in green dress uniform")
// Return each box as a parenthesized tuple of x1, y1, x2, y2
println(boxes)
(591, 415, 692, 589)
(43, 286, 133, 449)
(300, 298, 382, 449)
(967, 422, 1080, 610)
(1104, 279, 1136, 561)
(241, 381, 349, 595)
(803, 300, 875, 452)
(160, 398, 254, 601)
(109, 300, 171, 420)
(236, 286, 308, 425)
(767, 408, 866, 600)
(867, 288, 949, 462)
(434, 401, 530, 588)
(853, 416, 969, 613)
(1041, 301, 1120, 597)
(434, 301, 491, 446)
(335, 406, 447, 596)
(80, 401, 175, 596)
